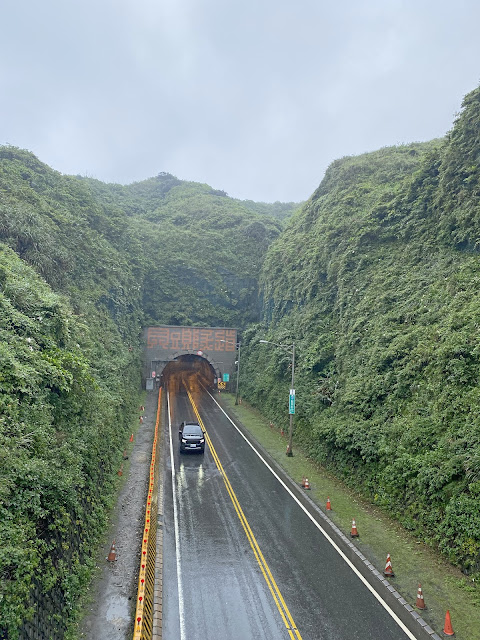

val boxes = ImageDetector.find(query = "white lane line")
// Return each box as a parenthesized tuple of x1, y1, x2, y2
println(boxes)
(167, 389, 186, 640)
(206, 390, 418, 640)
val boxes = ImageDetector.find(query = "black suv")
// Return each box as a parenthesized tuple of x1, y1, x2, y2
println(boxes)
(179, 422, 205, 453)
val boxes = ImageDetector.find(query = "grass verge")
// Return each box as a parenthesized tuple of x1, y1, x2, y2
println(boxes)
(219, 393, 480, 640)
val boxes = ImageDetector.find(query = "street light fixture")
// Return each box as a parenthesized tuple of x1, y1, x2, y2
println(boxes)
(219, 339, 241, 405)
(259, 339, 295, 456)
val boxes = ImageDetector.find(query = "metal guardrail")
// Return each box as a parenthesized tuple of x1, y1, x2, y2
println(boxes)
(133, 388, 162, 640)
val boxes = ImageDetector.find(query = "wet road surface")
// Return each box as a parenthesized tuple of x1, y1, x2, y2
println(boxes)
(162, 383, 421, 640)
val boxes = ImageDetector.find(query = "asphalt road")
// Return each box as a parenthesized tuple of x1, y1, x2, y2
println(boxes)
(162, 382, 422, 640)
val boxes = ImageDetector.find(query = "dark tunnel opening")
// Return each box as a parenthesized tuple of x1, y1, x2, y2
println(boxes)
(161, 354, 216, 393)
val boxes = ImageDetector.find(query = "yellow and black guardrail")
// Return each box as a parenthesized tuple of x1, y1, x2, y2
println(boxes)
(133, 388, 162, 640)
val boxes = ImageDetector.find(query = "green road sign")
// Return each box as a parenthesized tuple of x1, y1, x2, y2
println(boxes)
(289, 389, 295, 414)
(223, 373, 230, 382)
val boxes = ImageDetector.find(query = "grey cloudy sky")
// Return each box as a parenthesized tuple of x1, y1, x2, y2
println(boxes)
(2, 1, 480, 202)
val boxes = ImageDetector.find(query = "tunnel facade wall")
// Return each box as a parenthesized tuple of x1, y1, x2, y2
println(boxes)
(143, 326, 238, 388)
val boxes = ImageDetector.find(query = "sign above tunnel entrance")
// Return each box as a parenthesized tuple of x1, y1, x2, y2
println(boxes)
(147, 326, 236, 352)
(144, 325, 238, 387)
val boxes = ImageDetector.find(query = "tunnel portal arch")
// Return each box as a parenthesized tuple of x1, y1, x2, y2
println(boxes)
(144, 326, 238, 389)
(154, 352, 219, 381)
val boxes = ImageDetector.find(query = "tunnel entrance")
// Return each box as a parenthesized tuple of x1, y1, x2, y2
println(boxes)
(161, 354, 216, 393)
(143, 325, 238, 391)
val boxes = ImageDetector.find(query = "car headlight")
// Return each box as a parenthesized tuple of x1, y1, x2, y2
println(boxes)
(181, 438, 187, 443)
(200, 438, 205, 444)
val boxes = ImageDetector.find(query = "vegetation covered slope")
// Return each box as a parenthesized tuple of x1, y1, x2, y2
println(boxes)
(0, 149, 146, 638)
(0, 150, 283, 637)
(239, 86, 480, 577)
(79, 173, 283, 327)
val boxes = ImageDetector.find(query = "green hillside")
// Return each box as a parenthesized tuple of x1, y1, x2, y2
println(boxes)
(240, 86, 480, 577)
(0, 153, 284, 637)
(79, 173, 283, 326)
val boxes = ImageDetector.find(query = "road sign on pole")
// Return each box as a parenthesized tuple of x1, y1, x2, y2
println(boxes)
(289, 389, 295, 414)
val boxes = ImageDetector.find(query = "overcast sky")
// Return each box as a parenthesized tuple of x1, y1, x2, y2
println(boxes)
(1, 1, 480, 202)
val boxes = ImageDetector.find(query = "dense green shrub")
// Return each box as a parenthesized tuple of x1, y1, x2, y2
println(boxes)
(0, 246, 142, 637)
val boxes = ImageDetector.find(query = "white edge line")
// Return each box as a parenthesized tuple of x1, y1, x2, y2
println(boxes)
(207, 390, 418, 640)
(167, 388, 186, 640)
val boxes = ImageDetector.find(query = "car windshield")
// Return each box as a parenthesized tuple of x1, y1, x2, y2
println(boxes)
(184, 425, 203, 436)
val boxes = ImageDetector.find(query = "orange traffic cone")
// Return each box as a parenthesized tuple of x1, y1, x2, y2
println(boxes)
(301, 476, 306, 487)
(129, 433, 134, 442)
(443, 610, 455, 636)
(139, 416, 143, 423)
(117, 465, 123, 477)
(107, 540, 116, 562)
(383, 554, 394, 577)
(350, 518, 359, 537)
(415, 584, 426, 609)
(140, 405, 145, 411)
(326, 497, 332, 511)
(280, 428, 285, 437)
(304, 478, 311, 490)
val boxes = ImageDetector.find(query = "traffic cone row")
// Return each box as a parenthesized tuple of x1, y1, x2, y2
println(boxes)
(318, 505, 454, 635)
(381, 563, 455, 636)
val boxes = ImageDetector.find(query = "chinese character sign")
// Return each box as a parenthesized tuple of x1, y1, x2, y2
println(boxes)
(147, 327, 237, 352)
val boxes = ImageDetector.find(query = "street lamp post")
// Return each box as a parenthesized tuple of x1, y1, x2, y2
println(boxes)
(259, 340, 295, 456)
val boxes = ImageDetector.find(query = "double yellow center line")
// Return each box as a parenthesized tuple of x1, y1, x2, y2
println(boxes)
(185, 386, 302, 640)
